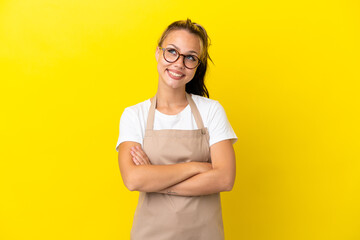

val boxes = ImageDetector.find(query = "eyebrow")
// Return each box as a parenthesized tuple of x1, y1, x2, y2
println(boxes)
(167, 44, 199, 56)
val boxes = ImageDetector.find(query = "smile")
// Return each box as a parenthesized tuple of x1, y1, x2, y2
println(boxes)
(167, 69, 185, 80)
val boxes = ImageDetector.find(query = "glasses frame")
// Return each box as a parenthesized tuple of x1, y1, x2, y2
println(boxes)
(159, 47, 201, 69)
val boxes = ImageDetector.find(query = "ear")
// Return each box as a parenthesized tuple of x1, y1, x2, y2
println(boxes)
(155, 47, 160, 62)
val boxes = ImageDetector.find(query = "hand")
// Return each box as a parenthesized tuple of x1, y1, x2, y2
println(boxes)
(130, 146, 152, 165)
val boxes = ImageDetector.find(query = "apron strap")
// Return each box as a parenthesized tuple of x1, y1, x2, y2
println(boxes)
(185, 93, 205, 129)
(146, 95, 157, 130)
(146, 92, 205, 130)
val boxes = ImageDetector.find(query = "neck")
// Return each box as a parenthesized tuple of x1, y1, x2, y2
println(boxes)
(155, 86, 188, 108)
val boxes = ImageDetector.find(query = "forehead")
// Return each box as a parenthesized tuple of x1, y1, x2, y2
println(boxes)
(162, 29, 201, 54)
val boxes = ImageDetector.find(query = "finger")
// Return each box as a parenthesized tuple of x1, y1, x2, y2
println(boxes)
(135, 146, 148, 158)
(132, 156, 140, 165)
(134, 155, 146, 165)
(131, 150, 146, 165)
(130, 150, 144, 165)
(132, 146, 146, 158)
(132, 148, 150, 165)
(134, 146, 151, 164)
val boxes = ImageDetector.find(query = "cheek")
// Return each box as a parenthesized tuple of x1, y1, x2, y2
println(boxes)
(157, 62, 165, 72)
(188, 70, 197, 79)
(157, 59, 171, 72)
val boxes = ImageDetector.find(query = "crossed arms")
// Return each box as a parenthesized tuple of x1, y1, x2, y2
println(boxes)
(117, 139, 236, 197)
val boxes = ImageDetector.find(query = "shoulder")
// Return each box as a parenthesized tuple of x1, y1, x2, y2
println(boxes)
(122, 98, 151, 116)
(120, 99, 151, 126)
(190, 94, 224, 115)
(190, 94, 220, 108)
(190, 95, 237, 146)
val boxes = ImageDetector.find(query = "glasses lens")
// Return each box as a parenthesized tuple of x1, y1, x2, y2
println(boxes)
(184, 56, 199, 69)
(164, 48, 179, 62)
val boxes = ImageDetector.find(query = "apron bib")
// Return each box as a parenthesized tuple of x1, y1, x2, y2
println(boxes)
(130, 93, 224, 240)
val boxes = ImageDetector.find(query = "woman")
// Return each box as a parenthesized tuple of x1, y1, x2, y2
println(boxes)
(116, 19, 237, 240)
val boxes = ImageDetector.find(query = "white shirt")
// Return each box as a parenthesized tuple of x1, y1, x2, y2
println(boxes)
(115, 94, 237, 152)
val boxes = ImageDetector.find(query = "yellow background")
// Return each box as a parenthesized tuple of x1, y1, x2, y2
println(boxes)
(1, 0, 359, 239)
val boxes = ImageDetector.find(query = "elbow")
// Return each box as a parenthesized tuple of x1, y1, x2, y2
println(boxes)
(123, 174, 141, 192)
(224, 182, 234, 192)
(222, 177, 235, 192)
(124, 181, 137, 192)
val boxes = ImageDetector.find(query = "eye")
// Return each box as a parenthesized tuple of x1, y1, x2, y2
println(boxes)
(167, 48, 178, 55)
(186, 55, 197, 62)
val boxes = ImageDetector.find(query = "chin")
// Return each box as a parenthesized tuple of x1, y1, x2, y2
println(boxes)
(160, 76, 186, 89)
(165, 79, 186, 89)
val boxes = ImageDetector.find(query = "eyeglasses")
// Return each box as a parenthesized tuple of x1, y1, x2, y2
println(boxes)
(159, 47, 201, 69)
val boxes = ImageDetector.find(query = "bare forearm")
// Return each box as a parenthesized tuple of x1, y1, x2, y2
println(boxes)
(157, 168, 235, 196)
(126, 162, 205, 192)
(119, 142, 211, 192)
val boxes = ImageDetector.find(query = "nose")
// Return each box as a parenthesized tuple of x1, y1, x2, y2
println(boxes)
(173, 55, 186, 69)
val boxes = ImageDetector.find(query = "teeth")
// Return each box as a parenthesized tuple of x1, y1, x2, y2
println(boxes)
(168, 70, 182, 77)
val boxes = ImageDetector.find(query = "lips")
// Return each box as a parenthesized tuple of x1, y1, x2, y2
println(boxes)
(167, 69, 185, 80)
